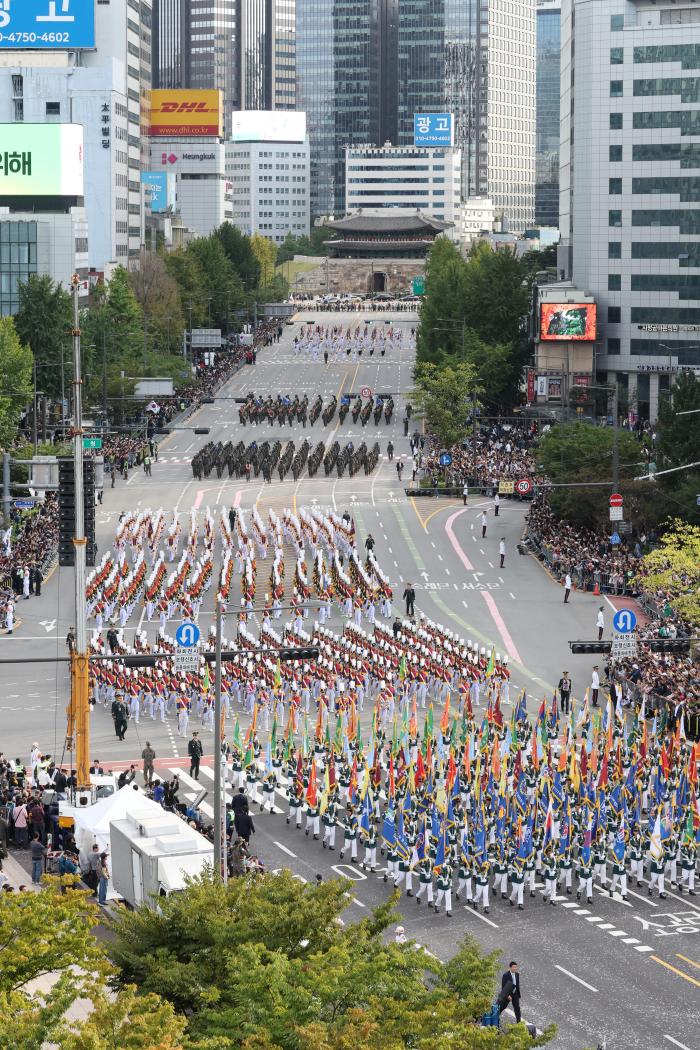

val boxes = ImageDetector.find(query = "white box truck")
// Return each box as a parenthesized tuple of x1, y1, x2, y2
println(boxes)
(110, 810, 214, 908)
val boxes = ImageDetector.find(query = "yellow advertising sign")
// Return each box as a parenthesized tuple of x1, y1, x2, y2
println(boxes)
(498, 481, 515, 494)
(149, 89, 222, 138)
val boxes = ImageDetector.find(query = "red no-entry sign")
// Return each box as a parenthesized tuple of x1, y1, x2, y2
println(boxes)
(609, 492, 623, 507)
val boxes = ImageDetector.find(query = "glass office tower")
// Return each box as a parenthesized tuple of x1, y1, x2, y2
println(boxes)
(297, 0, 382, 217)
(535, 1, 561, 228)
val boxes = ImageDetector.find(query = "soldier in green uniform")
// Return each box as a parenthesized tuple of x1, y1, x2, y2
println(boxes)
(322, 791, 338, 850)
(415, 855, 434, 906)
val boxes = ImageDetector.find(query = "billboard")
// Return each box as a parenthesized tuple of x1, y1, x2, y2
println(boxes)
(149, 90, 223, 138)
(0, 0, 95, 50)
(414, 113, 454, 147)
(230, 111, 307, 143)
(540, 303, 597, 341)
(141, 171, 176, 213)
(0, 123, 83, 195)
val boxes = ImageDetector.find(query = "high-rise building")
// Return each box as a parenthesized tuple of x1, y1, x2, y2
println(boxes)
(299, 0, 535, 231)
(345, 143, 462, 234)
(153, 0, 237, 136)
(0, 0, 152, 269)
(535, 0, 560, 228)
(296, 0, 384, 218)
(237, 0, 297, 111)
(227, 111, 309, 242)
(559, 0, 700, 422)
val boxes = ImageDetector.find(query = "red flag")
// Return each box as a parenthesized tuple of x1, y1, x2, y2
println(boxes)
(305, 759, 318, 807)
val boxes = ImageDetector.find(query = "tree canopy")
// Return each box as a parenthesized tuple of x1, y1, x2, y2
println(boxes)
(537, 422, 653, 531)
(637, 520, 700, 626)
(0, 317, 33, 447)
(108, 872, 554, 1050)
(14, 274, 71, 400)
(416, 240, 529, 408)
(414, 361, 480, 449)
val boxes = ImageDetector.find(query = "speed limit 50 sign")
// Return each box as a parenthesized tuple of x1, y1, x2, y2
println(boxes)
(516, 478, 532, 495)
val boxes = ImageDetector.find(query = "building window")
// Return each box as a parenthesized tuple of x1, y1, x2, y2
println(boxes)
(609, 145, 622, 162)
(609, 178, 623, 194)
(611, 14, 624, 31)
(609, 210, 622, 227)
(607, 338, 621, 354)
(610, 48, 624, 65)
(610, 113, 623, 130)
(608, 242, 622, 259)
(608, 306, 621, 323)
(45, 102, 60, 115)
(608, 274, 622, 291)
(610, 81, 624, 97)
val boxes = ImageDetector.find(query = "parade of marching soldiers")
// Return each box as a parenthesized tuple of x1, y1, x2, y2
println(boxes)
(236, 392, 394, 428)
(87, 500, 699, 920)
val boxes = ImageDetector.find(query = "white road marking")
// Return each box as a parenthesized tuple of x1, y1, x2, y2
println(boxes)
(626, 887, 657, 908)
(635, 945, 654, 953)
(664, 1038, 693, 1050)
(274, 841, 297, 858)
(622, 937, 640, 944)
(607, 929, 627, 937)
(463, 907, 499, 929)
(597, 923, 615, 930)
(554, 965, 598, 993)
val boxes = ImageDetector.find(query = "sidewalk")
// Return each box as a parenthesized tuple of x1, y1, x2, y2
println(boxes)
(0, 850, 40, 891)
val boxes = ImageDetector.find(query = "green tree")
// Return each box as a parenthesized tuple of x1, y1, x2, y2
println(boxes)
(0, 316, 33, 446)
(108, 873, 553, 1050)
(14, 274, 72, 399)
(537, 422, 652, 530)
(462, 242, 529, 348)
(164, 250, 209, 328)
(215, 223, 260, 288)
(186, 236, 246, 327)
(129, 252, 186, 355)
(0, 877, 205, 1050)
(637, 520, 700, 626)
(410, 362, 480, 451)
(250, 233, 278, 288)
(416, 238, 467, 365)
(655, 372, 700, 523)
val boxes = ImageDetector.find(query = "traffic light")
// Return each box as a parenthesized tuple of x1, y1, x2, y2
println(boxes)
(569, 641, 612, 654)
(279, 647, 320, 662)
(648, 638, 691, 655)
(117, 647, 321, 669)
(58, 458, 97, 567)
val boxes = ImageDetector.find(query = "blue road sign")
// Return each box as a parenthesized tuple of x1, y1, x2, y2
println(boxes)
(0, 0, 96, 51)
(13, 499, 36, 510)
(439, 452, 452, 467)
(175, 621, 200, 648)
(610, 531, 621, 545)
(613, 608, 637, 634)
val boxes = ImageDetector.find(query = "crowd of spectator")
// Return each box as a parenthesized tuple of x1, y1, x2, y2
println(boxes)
(419, 421, 542, 489)
(526, 499, 643, 595)
(0, 495, 57, 612)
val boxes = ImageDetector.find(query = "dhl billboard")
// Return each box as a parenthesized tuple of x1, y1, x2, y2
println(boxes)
(148, 90, 223, 138)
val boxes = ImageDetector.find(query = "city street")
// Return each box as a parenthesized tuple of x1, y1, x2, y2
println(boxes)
(2, 309, 698, 1050)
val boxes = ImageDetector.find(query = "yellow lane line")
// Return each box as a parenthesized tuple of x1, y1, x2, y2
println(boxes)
(651, 955, 700, 989)
(676, 954, 700, 972)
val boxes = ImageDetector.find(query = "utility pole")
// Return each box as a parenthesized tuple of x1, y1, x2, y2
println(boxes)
(214, 599, 224, 880)
(2, 452, 10, 527)
(611, 382, 619, 538)
(68, 273, 90, 791)
(32, 359, 38, 455)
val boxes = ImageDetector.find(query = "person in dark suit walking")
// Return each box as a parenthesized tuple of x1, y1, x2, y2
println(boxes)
(403, 583, 415, 617)
(501, 961, 522, 1022)
(235, 808, 255, 845)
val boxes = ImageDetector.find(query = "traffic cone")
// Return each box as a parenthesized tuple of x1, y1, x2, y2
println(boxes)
(593, 581, 600, 596)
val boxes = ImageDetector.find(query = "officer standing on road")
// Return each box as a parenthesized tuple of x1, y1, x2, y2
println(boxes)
(403, 582, 415, 617)
(481, 511, 487, 539)
(596, 606, 605, 640)
(387, 441, 394, 461)
(141, 742, 156, 786)
(499, 537, 506, 568)
(558, 672, 572, 715)
(563, 572, 572, 604)
(188, 732, 203, 780)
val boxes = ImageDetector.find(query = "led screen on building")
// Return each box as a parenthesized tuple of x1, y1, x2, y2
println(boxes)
(540, 303, 597, 341)
(230, 111, 307, 143)
(0, 123, 83, 195)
